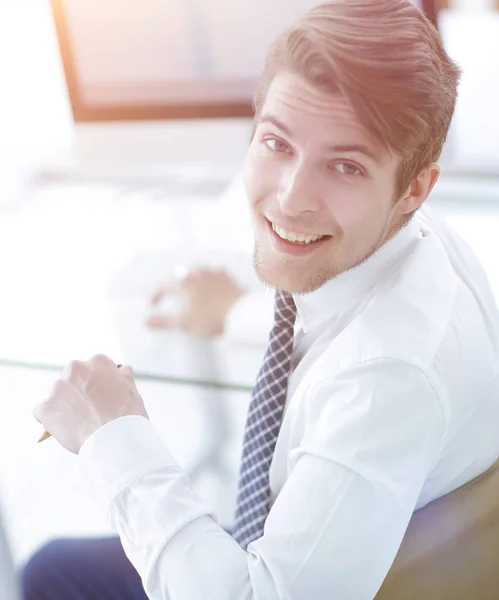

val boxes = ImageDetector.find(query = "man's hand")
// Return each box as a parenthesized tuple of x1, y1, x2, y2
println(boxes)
(146, 267, 244, 337)
(33, 354, 148, 454)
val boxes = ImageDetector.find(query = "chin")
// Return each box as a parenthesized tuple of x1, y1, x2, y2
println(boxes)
(259, 270, 305, 294)
(253, 231, 337, 294)
(253, 254, 325, 294)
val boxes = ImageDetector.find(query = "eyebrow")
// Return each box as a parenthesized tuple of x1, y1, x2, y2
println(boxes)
(257, 114, 292, 136)
(328, 143, 382, 165)
(257, 113, 382, 165)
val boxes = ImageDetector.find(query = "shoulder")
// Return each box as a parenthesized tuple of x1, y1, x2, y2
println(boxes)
(337, 225, 457, 372)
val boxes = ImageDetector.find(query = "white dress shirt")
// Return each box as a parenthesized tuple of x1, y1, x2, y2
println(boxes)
(81, 206, 499, 600)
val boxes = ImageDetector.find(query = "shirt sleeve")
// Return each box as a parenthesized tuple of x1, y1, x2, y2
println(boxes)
(79, 358, 444, 600)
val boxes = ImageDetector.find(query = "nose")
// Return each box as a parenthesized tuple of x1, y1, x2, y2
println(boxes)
(277, 162, 321, 217)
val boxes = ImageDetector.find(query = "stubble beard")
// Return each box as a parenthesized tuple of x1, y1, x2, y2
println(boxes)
(252, 229, 386, 295)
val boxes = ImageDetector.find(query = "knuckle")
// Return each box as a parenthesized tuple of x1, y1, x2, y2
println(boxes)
(67, 360, 87, 379)
(35, 384, 63, 421)
(91, 353, 112, 366)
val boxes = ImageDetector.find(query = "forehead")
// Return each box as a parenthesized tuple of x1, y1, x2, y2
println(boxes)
(260, 72, 387, 154)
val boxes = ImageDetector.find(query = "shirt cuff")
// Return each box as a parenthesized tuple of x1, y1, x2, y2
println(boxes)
(79, 415, 180, 508)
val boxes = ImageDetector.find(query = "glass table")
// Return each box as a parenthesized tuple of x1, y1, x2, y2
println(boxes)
(0, 180, 266, 539)
(0, 294, 263, 393)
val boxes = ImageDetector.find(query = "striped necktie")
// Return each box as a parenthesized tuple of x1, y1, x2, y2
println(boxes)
(232, 289, 297, 550)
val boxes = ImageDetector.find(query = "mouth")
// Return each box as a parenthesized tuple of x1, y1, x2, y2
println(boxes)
(265, 218, 331, 253)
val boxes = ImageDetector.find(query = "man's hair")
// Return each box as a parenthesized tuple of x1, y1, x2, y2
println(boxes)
(254, 0, 461, 196)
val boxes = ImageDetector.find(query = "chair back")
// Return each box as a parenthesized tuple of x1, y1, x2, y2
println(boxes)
(376, 460, 499, 599)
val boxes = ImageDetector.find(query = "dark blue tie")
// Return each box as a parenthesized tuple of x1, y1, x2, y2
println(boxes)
(232, 289, 297, 550)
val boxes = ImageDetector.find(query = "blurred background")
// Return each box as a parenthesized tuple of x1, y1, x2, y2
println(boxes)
(0, 0, 499, 573)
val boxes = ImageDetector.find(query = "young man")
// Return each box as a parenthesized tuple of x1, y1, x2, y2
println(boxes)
(26, 1, 499, 598)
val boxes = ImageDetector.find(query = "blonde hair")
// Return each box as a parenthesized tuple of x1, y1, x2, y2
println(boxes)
(254, 0, 461, 195)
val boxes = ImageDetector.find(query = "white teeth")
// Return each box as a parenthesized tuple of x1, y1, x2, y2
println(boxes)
(271, 223, 324, 244)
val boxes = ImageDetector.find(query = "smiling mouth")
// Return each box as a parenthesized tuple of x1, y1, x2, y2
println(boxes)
(266, 219, 331, 246)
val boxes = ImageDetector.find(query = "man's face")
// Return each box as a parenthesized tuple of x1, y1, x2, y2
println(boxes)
(244, 72, 408, 294)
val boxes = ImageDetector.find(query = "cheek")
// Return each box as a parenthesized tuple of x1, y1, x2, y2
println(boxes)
(325, 186, 392, 237)
(325, 191, 370, 228)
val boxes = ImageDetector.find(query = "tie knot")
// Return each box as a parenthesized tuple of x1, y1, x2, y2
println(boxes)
(274, 289, 297, 330)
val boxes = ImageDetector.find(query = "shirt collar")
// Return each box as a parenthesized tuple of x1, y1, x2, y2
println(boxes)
(293, 217, 422, 333)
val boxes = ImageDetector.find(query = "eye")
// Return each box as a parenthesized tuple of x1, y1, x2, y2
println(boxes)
(264, 138, 290, 154)
(333, 162, 362, 177)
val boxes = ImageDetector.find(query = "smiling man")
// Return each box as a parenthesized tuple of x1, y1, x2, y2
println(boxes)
(247, 79, 418, 293)
(26, 1, 499, 599)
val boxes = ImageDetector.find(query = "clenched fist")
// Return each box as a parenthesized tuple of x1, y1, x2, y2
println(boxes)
(34, 354, 148, 454)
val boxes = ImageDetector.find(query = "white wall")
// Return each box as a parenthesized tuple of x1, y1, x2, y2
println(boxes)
(453, 0, 495, 10)
(440, 10, 499, 170)
(0, 0, 73, 203)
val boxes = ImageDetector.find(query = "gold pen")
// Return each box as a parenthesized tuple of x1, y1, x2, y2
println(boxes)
(38, 364, 123, 443)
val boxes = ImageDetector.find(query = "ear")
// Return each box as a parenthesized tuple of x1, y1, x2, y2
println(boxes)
(395, 163, 441, 217)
